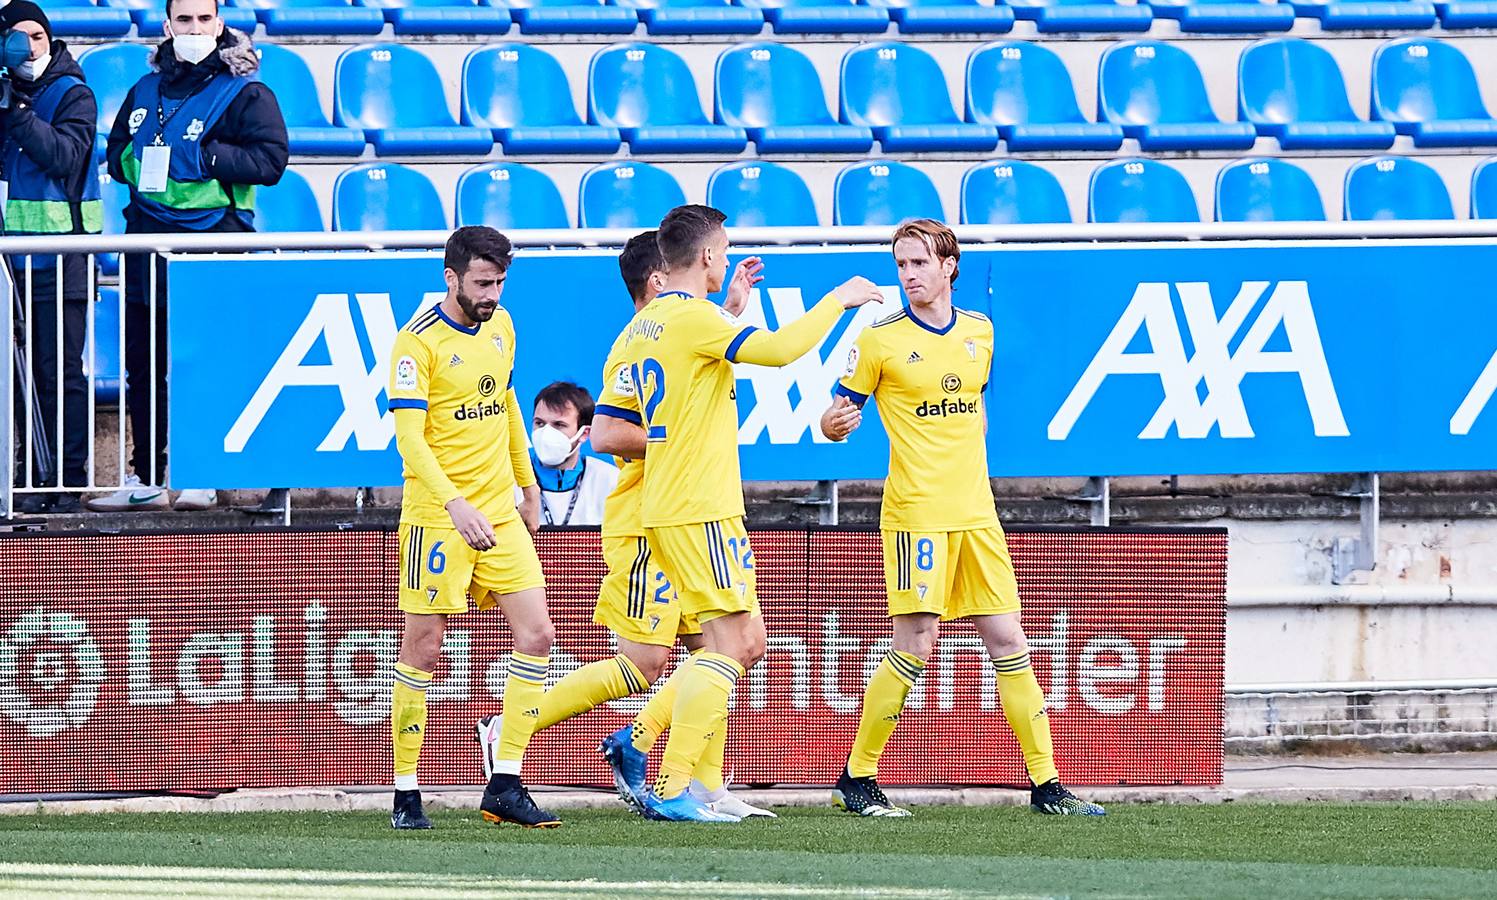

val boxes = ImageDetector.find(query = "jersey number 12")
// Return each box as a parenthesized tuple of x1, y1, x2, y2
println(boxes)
(632, 358, 667, 441)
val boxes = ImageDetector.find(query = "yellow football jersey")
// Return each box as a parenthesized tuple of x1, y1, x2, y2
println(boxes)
(615, 291, 758, 528)
(594, 328, 645, 539)
(388, 304, 528, 528)
(838, 306, 998, 532)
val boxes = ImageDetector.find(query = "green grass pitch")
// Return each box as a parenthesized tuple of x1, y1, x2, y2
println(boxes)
(2, 804, 1494, 898)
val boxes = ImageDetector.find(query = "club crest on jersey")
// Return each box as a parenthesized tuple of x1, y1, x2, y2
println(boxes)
(844, 345, 860, 377)
(917, 583, 929, 600)
(427, 587, 439, 604)
(492, 334, 505, 355)
(394, 356, 418, 391)
(612, 363, 636, 398)
(965, 339, 976, 361)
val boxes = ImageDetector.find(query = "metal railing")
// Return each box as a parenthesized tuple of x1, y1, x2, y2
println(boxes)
(4, 220, 1496, 520)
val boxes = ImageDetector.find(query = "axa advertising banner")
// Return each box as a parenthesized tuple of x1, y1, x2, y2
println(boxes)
(169, 241, 1497, 489)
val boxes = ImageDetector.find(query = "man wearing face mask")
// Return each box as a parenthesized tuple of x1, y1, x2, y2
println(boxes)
(90, 0, 288, 513)
(0, 1, 100, 514)
(526, 382, 618, 528)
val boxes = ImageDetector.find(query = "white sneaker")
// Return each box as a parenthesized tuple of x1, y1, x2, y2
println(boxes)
(690, 780, 778, 819)
(173, 489, 218, 511)
(86, 474, 169, 512)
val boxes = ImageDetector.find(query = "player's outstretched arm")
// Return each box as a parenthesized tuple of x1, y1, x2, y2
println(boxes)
(820, 394, 863, 442)
(591, 412, 647, 460)
(393, 407, 496, 550)
(731, 276, 884, 368)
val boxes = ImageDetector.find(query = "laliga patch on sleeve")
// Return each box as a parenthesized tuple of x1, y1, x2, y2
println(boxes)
(612, 363, 636, 398)
(843, 345, 860, 378)
(395, 356, 418, 391)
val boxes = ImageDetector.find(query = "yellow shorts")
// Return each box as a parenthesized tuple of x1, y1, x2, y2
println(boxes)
(645, 517, 760, 624)
(398, 517, 545, 615)
(594, 534, 700, 647)
(882, 525, 1020, 621)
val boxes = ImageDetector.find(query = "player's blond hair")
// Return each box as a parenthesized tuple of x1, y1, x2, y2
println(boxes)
(891, 219, 960, 286)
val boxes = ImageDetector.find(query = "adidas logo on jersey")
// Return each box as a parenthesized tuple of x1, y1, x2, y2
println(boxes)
(907, 351, 923, 364)
(449, 354, 464, 367)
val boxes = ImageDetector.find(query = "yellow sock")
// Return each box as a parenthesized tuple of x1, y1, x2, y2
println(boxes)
(631, 650, 700, 753)
(653, 652, 741, 800)
(391, 662, 432, 791)
(535, 655, 647, 732)
(495, 651, 549, 775)
(847, 650, 924, 779)
(993, 651, 1058, 785)
(692, 712, 728, 793)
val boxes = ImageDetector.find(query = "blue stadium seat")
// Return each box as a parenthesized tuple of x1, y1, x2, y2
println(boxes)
(90, 288, 123, 405)
(960, 160, 1070, 225)
(108, 0, 259, 32)
(457, 163, 570, 229)
(1372, 39, 1497, 148)
(463, 45, 622, 154)
(1098, 42, 1255, 152)
(1343, 156, 1454, 221)
(578, 161, 686, 228)
(97, 168, 128, 277)
(334, 44, 495, 155)
(1239, 39, 1397, 151)
(486, 0, 640, 34)
(355, 0, 513, 33)
(1471, 157, 1497, 218)
(841, 42, 999, 153)
(1005, 0, 1152, 32)
(78, 43, 151, 162)
(1286, 0, 1436, 29)
(333, 163, 448, 231)
(833, 160, 944, 226)
(255, 169, 326, 232)
(1147, 0, 1294, 31)
(708, 161, 819, 227)
(1214, 158, 1326, 222)
(966, 41, 1123, 152)
(1089, 158, 1199, 223)
(40, 0, 132, 37)
(862, 0, 1014, 33)
(610, 0, 763, 33)
(224, 0, 384, 34)
(715, 43, 873, 153)
(256, 44, 366, 156)
(588, 44, 748, 153)
(734, 0, 889, 33)
(1434, 0, 1497, 26)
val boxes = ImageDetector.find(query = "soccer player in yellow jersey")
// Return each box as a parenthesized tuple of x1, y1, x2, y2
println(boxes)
(617, 205, 884, 822)
(385, 226, 561, 830)
(821, 219, 1105, 817)
(475, 231, 775, 819)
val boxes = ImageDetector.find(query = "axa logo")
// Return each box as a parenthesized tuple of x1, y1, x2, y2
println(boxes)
(1049, 281, 1349, 441)
(735, 286, 900, 444)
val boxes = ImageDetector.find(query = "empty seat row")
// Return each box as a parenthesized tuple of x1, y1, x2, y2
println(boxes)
(75, 36, 1497, 159)
(45, 0, 1497, 37)
(131, 155, 1491, 238)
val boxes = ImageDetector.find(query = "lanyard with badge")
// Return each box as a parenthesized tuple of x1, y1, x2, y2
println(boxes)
(540, 458, 586, 527)
(138, 84, 202, 194)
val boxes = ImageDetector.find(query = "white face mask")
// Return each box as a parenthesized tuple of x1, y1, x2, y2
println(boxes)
(531, 425, 582, 469)
(16, 51, 49, 81)
(172, 33, 217, 66)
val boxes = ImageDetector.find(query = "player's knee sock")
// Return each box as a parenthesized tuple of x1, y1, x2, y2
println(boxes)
(993, 650, 1059, 785)
(391, 662, 432, 791)
(653, 652, 741, 800)
(632, 649, 701, 753)
(535, 655, 647, 732)
(495, 651, 549, 775)
(846, 650, 925, 779)
(691, 711, 729, 794)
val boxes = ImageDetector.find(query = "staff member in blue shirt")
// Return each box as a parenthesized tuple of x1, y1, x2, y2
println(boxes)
(93, 0, 287, 513)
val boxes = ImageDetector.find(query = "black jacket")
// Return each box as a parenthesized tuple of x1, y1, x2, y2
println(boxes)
(105, 28, 288, 234)
(1, 41, 98, 299)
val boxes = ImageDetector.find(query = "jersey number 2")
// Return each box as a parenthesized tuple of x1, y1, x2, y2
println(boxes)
(632, 358, 667, 441)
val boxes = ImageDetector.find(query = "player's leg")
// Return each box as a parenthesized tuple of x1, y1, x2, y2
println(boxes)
(959, 527, 1103, 817)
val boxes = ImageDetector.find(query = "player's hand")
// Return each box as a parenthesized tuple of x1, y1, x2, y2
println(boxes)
(832, 276, 884, 310)
(446, 497, 496, 551)
(820, 395, 862, 442)
(518, 485, 542, 536)
(724, 256, 764, 317)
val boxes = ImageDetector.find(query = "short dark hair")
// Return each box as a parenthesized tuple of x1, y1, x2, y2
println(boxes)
(535, 381, 596, 426)
(656, 205, 726, 271)
(619, 230, 664, 304)
(445, 226, 513, 278)
(165, 0, 220, 15)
